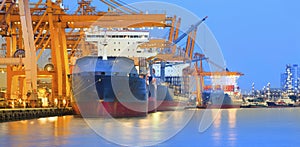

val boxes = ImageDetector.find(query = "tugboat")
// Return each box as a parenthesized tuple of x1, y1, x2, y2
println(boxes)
(72, 56, 148, 117)
(240, 97, 268, 108)
(266, 93, 295, 108)
(266, 99, 295, 108)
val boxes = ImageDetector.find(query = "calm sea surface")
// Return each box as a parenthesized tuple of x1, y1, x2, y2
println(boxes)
(1, 108, 300, 147)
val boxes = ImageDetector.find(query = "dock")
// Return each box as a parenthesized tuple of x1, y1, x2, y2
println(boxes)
(0, 108, 74, 122)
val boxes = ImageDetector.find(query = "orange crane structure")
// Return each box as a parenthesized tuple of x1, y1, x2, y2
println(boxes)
(0, 0, 172, 106)
(191, 53, 244, 106)
(162, 15, 243, 107)
(0, 0, 243, 108)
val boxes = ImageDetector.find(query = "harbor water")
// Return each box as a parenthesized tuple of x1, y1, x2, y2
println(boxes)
(1, 108, 300, 147)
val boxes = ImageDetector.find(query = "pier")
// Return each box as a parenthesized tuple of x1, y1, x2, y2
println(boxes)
(0, 108, 73, 122)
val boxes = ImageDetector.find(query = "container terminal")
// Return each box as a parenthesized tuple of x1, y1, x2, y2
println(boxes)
(0, 0, 273, 121)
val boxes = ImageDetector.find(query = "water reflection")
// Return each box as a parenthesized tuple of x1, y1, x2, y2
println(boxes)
(228, 109, 237, 129)
(1, 116, 73, 146)
(228, 109, 237, 147)
(84, 110, 194, 146)
(2, 108, 300, 147)
(213, 110, 221, 129)
(211, 109, 237, 147)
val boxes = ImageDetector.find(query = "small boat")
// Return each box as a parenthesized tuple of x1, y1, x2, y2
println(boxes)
(266, 94, 295, 108)
(266, 99, 295, 108)
(240, 103, 268, 108)
(240, 97, 268, 108)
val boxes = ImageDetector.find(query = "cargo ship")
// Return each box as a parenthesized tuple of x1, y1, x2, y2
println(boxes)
(198, 75, 243, 109)
(154, 84, 185, 111)
(71, 29, 154, 117)
(72, 56, 148, 117)
(71, 28, 186, 117)
(201, 90, 242, 109)
(150, 63, 190, 111)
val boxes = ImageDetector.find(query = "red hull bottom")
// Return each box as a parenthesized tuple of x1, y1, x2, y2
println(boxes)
(72, 101, 148, 118)
(156, 100, 186, 111)
(147, 99, 187, 112)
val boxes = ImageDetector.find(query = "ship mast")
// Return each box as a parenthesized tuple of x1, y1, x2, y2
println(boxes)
(100, 31, 108, 60)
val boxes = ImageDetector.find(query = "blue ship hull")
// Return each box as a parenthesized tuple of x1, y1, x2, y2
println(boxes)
(72, 56, 148, 117)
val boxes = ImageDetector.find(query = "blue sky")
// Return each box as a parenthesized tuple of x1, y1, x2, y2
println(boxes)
(63, 0, 300, 91)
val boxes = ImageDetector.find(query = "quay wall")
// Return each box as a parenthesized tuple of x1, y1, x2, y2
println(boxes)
(0, 108, 74, 122)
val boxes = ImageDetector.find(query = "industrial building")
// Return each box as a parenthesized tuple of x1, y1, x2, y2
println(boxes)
(281, 64, 300, 94)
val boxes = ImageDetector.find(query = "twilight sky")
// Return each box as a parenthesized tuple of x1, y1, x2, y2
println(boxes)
(62, 0, 300, 91)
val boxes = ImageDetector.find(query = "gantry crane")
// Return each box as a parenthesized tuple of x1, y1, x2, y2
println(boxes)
(0, 0, 243, 109)
(190, 53, 244, 107)
(160, 15, 243, 107)
(0, 0, 172, 106)
(142, 15, 208, 98)
(18, 0, 38, 105)
(151, 16, 208, 82)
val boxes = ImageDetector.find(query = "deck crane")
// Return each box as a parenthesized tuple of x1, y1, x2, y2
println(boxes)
(0, 0, 171, 102)
(158, 16, 208, 82)
(173, 16, 208, 45)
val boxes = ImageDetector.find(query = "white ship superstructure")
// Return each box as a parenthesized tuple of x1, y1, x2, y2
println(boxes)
(84, 28, 157, 58)
(152, 63, 189, 77)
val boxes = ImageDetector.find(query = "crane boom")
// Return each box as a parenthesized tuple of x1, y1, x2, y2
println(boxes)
(112, 0, 141, 14)
(173, 16, 207, 44)
(100, 0, 141, 14)
(115, 0, 141, 13)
